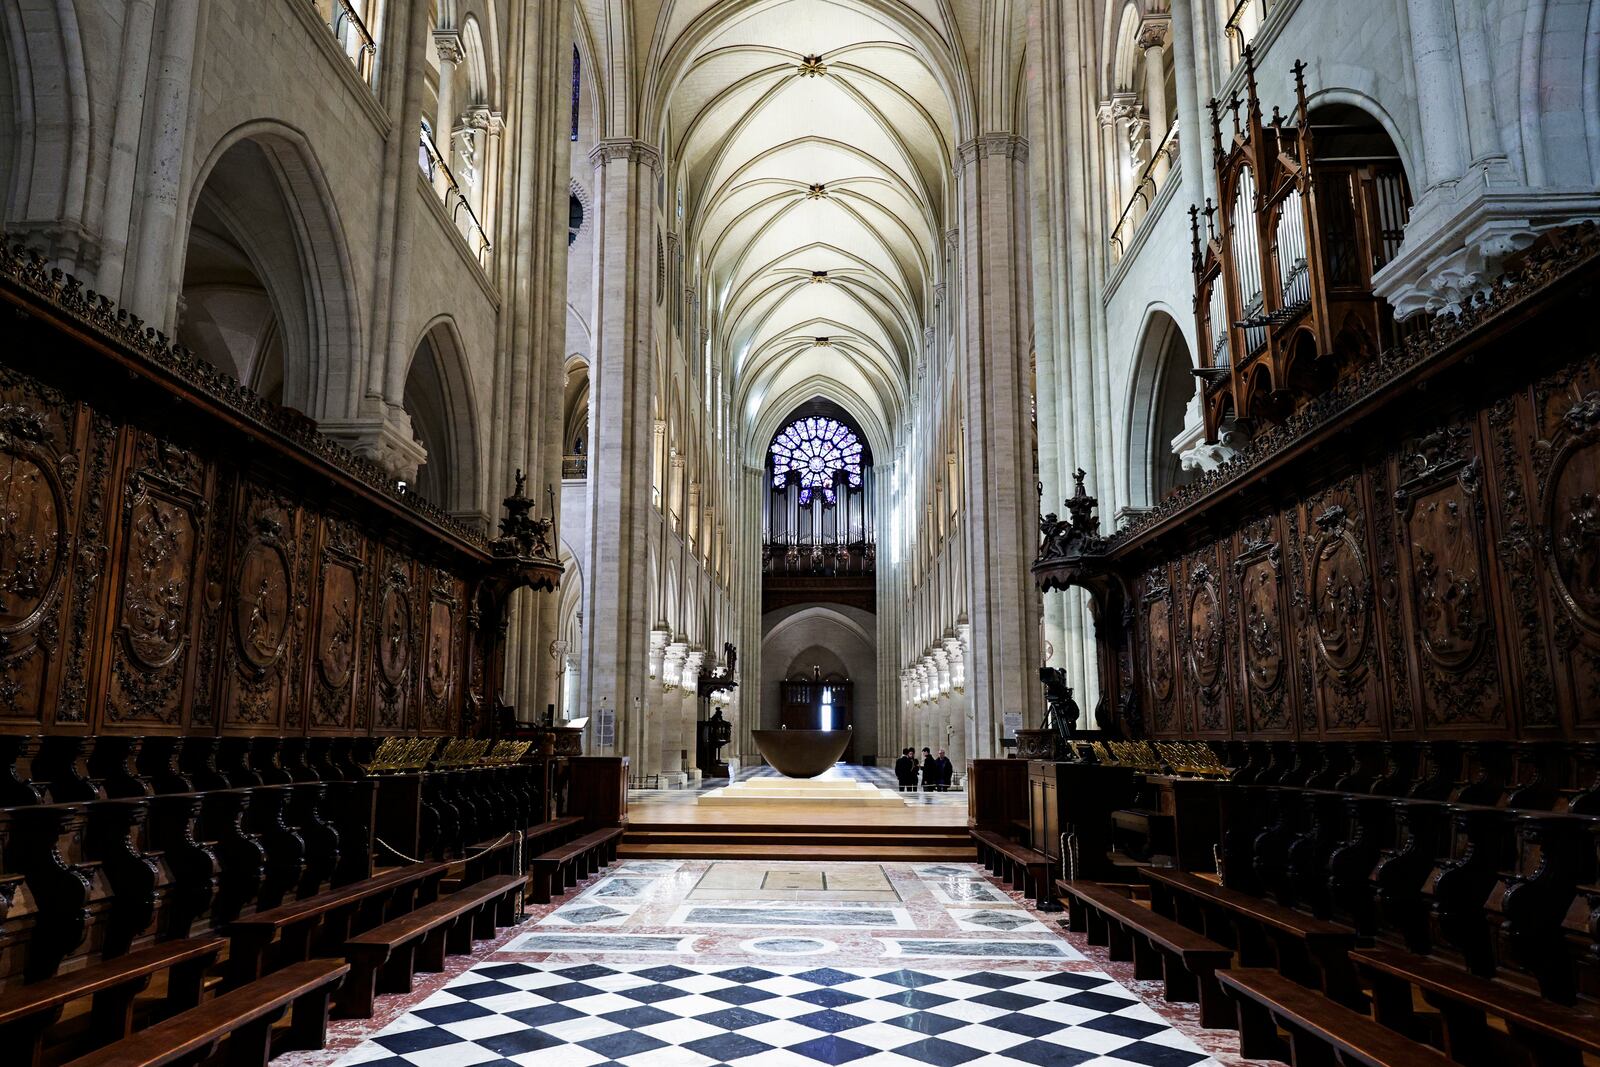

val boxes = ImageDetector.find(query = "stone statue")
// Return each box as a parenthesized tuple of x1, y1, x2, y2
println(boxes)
(1039, 667, 1080, 747)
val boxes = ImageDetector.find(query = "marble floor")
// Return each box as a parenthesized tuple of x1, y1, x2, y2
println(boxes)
(283, 860, 1272, 1067)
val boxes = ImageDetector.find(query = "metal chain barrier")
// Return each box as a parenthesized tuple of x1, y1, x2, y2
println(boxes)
(376, 831, 514, 868)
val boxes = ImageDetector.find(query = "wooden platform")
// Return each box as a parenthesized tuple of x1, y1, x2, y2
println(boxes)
(621, 796, 974, 860)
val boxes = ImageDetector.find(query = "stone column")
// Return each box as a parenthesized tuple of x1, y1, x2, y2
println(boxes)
(1167, 0, 1206, 209)
(316, 0, 430, 476)
(1406, 0, 1470, 193)
(643, 627, 670, 776)
(125, 0, 208, 327)
(687, 482, 702, 552)
(580, 139, 660, 754)
(955, 134, 1044, 756)
(433, 30, 463, 186)
(1097, 103, 1124, 230)
(680, 649, 705, 777)
(661, 640, 689, 774)
(1140, 21, 1171, 181)
(732, 463, 764, 767)
(1371, 0, 1598, 316)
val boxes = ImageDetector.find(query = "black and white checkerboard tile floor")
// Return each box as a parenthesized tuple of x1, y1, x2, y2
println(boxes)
(333, 960, 1214, 1067)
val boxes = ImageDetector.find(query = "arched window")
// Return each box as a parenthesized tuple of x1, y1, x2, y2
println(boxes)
(568, 193, 584, 247)
(770, 416, 864, 506)
(571, 46, 581, 142)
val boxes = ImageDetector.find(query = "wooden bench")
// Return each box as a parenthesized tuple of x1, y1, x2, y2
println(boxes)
(227, 861, 447, 986)
(63, 958, 349, 1067)
(460, 832, 521, 886)
(525, 815, 583, 852)
(1354, 947, 1600, 1067)
(0, 937, 225, 1067)
(1143, 867, 1363, 1008)
(336, 874, 523, 1018)
(971, 829, 1053, 910)
(1058, 879, 1234, 1028)
(1217, 968, 1451, 1067)
(527, 826, 625, 905)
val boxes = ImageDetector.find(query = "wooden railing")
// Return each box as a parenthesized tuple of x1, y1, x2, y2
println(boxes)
(419, 125, 493, 267)
(562, 455, 587, 479)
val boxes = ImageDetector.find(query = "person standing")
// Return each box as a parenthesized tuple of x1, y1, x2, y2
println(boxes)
(894, 748, 916, 792)
(934, 749, 953, 792)
(920, 747, 936, 792)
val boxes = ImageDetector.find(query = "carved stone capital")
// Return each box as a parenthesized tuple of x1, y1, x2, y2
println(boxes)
(463, 106, 503, 135)
(1137, 18, 1170, 52)
(956, 133, 1029, 166)
(433, 31, 464, 66)
(589, 138, 662, 172)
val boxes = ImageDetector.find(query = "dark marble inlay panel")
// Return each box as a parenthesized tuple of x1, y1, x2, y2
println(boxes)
(682, 906, 905, 928)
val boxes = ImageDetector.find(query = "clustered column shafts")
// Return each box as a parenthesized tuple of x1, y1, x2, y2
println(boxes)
(954, 133, 1045, 751)
(493, 0, 574, 723)
(580, 138, 661, 750)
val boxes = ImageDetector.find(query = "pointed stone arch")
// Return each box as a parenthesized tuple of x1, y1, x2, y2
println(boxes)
(1125, 307, 1197, 509)
(404, 316, 483, 521)
(179, 121, 363, 418)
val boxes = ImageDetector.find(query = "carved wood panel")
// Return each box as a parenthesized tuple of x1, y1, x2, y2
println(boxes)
(1390, 418, 1511, 733)
(1529, 370, 1600, 732)
(103, 432, 209, 731)
(1180, 546, 1233, 737)
(420, 569, 465, 736)
(0, 377, 102, 730)
(307, 519, 366, 734)
(1297, 477, 1385, 735)
(0, 281, 528, 742)
(219, 485, 303, 733)
(1232, 518, 1295, 735)
(368, 551, 420, 735)
(1140, 566, 1179, 736)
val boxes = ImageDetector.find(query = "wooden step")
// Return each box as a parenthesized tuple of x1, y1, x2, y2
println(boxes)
(617, 842, 977, 860)
(627, 821, 970, 836)
(626, 831, 966, 847)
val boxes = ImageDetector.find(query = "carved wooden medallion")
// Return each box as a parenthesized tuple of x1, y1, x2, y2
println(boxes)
(1240, 561, 1283, 693)
(121, 496, 194, 669)
(1146, 596, 1173, 702)
(0, 433, 67, 634)
(1546, 427, 1600, 633)
(1310, 508, 1371, 673)
(234, 540, 291, 671)
(425, 600, 452, 701)
(1187, 569, 1223, 690)
(378, 582, 413, 687)
(1407, 490, 1486, 669)
(316, 563, 358, 689)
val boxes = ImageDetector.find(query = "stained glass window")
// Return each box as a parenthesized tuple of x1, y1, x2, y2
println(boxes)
(770, 417, 864, 505)
(571, 47, 581, 142)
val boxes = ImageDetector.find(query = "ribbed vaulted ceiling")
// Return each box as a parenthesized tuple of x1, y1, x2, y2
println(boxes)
(659, 0, 960, 455)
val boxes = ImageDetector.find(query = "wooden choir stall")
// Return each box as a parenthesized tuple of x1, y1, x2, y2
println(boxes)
(968, 57, 1600, 1067)
(0, 240, 629, 1065)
